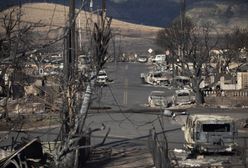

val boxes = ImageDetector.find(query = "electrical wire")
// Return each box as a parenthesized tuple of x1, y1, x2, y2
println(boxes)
(0, 1, 164, 145)
(94, 86, 127, 124)
(46, 3, 57, 38)
(91, 85, 159, 141)
(107, 84, 160, 127)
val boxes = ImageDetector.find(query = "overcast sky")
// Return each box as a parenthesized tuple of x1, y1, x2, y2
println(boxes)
(110, 0, 181, 3)
(110, 0, 128, 3)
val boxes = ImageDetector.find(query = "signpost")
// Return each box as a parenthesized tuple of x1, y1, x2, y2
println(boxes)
(148, 48, 153, 54)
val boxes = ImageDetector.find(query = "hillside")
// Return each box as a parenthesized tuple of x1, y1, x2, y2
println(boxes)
(186, 0, 248, 32)
(0, 0, 185, 27)
(0, 3, 162, 54)
(1, 0, 248, 30)
(1, 1, 248, 53)
(16, 3, 161, 33)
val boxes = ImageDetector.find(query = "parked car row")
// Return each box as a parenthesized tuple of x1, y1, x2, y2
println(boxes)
(141, 70, 191, 89)
(148, 89, 195, 108)
(139, 55, 195, 108)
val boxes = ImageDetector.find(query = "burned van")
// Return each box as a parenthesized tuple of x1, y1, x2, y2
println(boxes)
(183, 114, 237, 153)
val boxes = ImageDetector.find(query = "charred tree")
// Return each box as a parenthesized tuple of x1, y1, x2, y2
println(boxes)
(156, 18, 217, 104)
(55, 0, 112, 167)
(0, 7, 42, 119)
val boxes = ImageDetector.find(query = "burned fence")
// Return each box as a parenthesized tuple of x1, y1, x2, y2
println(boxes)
(204, 90, 248, 97)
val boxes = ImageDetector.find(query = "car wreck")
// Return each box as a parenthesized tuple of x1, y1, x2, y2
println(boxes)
(148, 91, 173, 108)
(173, 89, 195, 105)
(143, 71, 171, 87)
(183, 114, 238, 153)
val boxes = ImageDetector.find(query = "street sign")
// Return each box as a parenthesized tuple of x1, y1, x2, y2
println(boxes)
(148, 48, 153, 54)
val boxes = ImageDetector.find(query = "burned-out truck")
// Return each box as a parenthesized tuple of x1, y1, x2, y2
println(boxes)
(182, 114, 238, 153)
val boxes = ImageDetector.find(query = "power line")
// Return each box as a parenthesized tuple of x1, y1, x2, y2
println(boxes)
(47, 3, 57, 36)
(107, 84, 160, 127)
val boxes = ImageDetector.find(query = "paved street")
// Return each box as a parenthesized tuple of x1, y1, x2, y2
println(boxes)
(93, 62, 174, 111)
(0, 62, 248, 167)
(0, 112, 182, 168)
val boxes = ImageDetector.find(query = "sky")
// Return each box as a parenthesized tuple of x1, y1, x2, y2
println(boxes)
(110, 0, 128, 3)
(110, 0, 181, 3)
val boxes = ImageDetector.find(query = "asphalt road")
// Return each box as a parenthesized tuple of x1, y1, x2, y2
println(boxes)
(0, 62, 247, 167)
(93, 62, 174, 111)
(0, 112, 183, 150)
(1, 62, 247, 145)
(0, 62, 181, 149)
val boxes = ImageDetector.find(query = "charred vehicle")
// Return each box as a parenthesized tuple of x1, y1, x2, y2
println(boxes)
(148, 91, 173, 108)
(171, 76, 191, 89)
(183, 114, 237, 153)
(144, 71, 171, 86)
(173, 89, 195, 105)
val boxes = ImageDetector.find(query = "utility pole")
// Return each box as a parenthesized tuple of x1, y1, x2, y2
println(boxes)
(113, 34, 116, 63)
(180, 0, 186, 75)
(90, 0, 93, 12)
(78, 13, 82, 51)
(99, 0, 107, 33)
(63, 0, 76, 135)
(102, 0, 106, 16)
(180, 0, 186, 31)
(65, 0, 76, 80)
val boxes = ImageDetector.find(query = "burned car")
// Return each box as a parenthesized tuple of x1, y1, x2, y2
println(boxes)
(171, 76, 191, 89)
(183, 114, 237, 153)
(148, 91, 173, 108)
(173, 89, 195, 105)
(144, 71, 171, 86)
